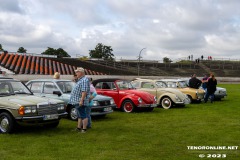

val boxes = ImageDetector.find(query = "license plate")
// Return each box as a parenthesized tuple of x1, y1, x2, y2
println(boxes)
(104, 107, 112, 112)
(43, 114, 59, 120)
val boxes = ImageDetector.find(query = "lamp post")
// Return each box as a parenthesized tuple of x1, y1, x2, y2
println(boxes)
(138, 48, 146, 76)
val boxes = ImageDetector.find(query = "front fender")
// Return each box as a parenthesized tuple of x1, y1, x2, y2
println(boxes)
(119, 95, 140, 107)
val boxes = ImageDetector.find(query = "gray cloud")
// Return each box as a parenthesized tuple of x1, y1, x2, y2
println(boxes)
(0, 0, 240, 61)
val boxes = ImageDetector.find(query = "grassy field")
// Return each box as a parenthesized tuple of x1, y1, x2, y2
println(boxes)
(0, 84, 239, 160)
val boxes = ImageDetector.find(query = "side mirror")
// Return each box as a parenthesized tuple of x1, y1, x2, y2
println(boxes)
(53, 91, 62, 96)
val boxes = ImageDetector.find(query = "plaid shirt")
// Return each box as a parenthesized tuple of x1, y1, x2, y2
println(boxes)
(69, 76, 90, 106)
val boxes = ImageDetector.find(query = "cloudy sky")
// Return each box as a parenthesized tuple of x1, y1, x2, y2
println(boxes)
(1, 0, 240, 61)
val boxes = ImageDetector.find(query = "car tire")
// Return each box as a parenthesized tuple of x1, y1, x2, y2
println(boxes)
(69, 106, 78, 121)
(187, 95, 192, 104)
(121, 100, 135, 113)
(161, 97, 172, 109)
(0, 112, 15, 134)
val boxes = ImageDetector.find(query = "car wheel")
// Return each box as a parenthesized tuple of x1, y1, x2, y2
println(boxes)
(69, 106, 78, 121)
(187, 95, 192, 104)
(161, 97, 172, 109)
(121, 100, 135, 113)
(0, 112, 15, 134)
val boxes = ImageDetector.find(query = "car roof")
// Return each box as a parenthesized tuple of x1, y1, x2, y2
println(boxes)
(92, 78, 125, 85)
(28, 79, 72, 82)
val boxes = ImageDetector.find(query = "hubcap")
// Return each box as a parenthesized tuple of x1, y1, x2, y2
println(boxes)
(71, 108, 77, 120)
(124, 102, 133, 112)
(0, 117, 9, 133)
(162, 98, 171, 109)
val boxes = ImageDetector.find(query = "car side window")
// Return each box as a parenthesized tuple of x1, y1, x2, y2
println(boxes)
(28, 82, 42, 93)
(0, 82, 10, 94)
(43, 82, 58, 94)
(142, 82, 153, 88)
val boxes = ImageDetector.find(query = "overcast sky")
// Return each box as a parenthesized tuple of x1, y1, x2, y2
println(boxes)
(1, 0, 240, 61)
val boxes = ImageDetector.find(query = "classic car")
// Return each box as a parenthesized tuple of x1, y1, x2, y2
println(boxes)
(0, 77, 67, 133)
(26, 79, 115, 121)
(160, 79, 205, 103)
(213, 87, 227, 100)
(131, 78, 190, 109)
(185, 79, 227, 100)
(92, 78, 157, 112)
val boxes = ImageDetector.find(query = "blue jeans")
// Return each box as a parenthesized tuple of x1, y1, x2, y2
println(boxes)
(75, 104, 87, 119)
(204, 92, 214, 102)
(86, 106, 91, 128)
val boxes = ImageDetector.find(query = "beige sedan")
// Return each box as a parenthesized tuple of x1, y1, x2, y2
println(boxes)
(160, 79, 205, 103)
(131, 78, 190, 109)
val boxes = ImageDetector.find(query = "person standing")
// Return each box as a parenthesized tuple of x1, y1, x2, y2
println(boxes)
(189, 74, 202, 89)
(204, 74, 217, 103)
(202, 74, 208, 91)
(86, 77, 97, 128)
(69, 67, 90, 133)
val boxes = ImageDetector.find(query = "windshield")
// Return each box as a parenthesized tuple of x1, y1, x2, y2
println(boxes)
(0, 81, 31, 96)
(56, 81, 75, 93)
(178, 81, 188, 88)
(116, 80, 134, 90)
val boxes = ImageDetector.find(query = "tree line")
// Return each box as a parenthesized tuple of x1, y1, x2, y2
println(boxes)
(1, 43, 172, 63)
(0, 43, 115, 60)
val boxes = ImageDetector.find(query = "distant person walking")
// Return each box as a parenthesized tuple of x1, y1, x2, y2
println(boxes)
(204, 74, 217, 103)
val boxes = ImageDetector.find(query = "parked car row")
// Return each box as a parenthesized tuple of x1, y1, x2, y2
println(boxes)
(0, 77, 227, 133)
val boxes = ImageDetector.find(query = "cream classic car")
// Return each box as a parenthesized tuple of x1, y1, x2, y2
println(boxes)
(131, 78, 190, 109)
(160, 79, 205, 103)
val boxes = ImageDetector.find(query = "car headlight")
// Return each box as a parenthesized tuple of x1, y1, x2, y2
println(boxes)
(57, 104, 65, 110)
(110, 98, 115, 105)
(92, 101, 99, 106)
(18, 106, 37, 115)
(138, 97, 143, 103)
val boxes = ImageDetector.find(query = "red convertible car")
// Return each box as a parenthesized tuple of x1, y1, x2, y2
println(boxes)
(92, 78, 157, 112)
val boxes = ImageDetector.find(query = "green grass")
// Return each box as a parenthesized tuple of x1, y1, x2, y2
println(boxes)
(0, 84, 240, 160)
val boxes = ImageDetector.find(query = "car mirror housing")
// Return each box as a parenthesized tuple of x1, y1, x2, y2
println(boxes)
(53, 91, 62, 96)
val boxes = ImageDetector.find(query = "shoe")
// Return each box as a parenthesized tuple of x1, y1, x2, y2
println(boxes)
(81, 129, 87, 133)
(73, 127, 81, 132)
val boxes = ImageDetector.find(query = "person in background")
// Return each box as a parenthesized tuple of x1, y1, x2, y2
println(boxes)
(189, 74, 202, 89)
(204, 74, 217, 103)
(69, 67, 90, 133)
(86, 77, 97, 129)
(72, 73, 78, 83)
(53, 72, 60, 79)
(202, 74, 208, 91)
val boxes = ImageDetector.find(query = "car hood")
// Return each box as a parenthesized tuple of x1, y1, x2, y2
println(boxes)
(216, 87, 226, 91)
(180, 87, 205, 94)
(121, 89, 155, 102)
(1, 95, 64, 106)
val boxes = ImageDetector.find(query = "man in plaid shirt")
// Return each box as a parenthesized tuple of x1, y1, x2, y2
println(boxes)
(69, 67, 90, 133)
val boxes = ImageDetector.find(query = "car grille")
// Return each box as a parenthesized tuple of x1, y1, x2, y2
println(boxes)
(37, 102, 58, 115)
(98, 100, 111, 106)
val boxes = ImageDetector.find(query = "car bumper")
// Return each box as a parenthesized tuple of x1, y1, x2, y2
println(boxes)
(91, 105, 115, 116)
(15, 112, 68, 121)
(137, 103, 158, 108)
(214, 93, 227, 99)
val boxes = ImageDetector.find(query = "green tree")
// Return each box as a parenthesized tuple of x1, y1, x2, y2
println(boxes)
(17, 47, 27, 53)
(163, 57, 172, 63)
(41, 47, 70, 57)
(0, 44, 3, 51)
(89, 43, 115, 60)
